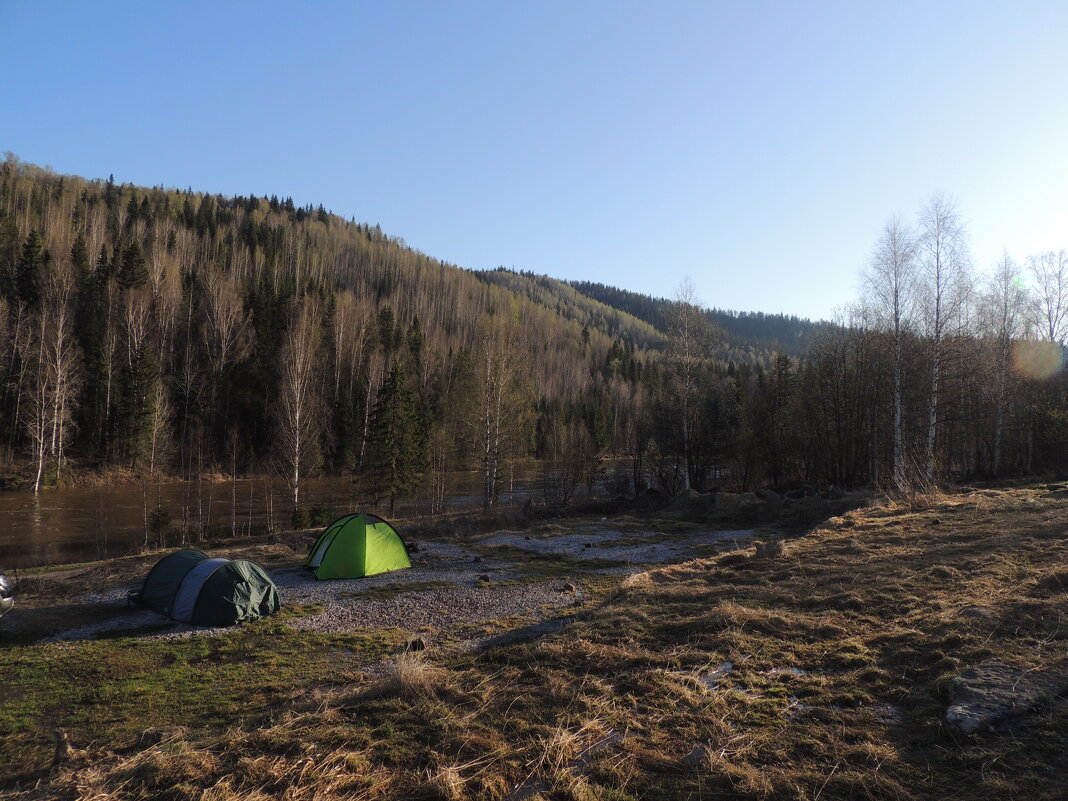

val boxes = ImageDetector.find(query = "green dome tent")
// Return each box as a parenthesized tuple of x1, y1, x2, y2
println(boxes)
(305, 514, 411, 579)
(137, 549, 280, 625)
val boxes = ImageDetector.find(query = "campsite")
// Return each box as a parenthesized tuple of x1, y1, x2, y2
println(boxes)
(3, 4, 1068, 798)
(2, 484, 1068, 800)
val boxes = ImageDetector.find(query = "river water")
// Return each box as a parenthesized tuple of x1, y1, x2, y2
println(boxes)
(0, 464, 628, 568)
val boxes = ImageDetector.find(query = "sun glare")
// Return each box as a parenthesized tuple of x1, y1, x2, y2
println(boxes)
(1012, 339, 1065, 380)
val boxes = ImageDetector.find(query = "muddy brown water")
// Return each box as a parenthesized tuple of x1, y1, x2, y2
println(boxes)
(0, 466, 626, 568)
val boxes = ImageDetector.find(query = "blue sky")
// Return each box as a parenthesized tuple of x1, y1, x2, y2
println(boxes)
(2, 1, 1065, 321)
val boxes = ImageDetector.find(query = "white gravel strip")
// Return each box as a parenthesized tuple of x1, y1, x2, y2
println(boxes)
(480, 527, 755, 563)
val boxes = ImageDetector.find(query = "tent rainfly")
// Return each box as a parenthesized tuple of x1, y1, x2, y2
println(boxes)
(305, 513, 411, 579)
(137, 549, 280, 625)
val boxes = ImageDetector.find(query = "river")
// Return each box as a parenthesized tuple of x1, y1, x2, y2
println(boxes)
(0, 463, 629, 568)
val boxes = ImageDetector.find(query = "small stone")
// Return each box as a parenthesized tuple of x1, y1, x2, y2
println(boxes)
(958, 606, 993, 619)
(407, 541, 420, 553)
(583, 542, 592, 549)
(755, 540, 783, 559)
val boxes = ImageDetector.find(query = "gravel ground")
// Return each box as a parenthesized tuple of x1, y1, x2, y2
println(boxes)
(480, 527, 754, 562)
(287, 581, 579, 637)
(37, 527, 759, 644)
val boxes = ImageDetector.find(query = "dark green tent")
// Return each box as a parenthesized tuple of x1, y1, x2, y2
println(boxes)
(305, 513, 411, 579)
(138, 549, 280, 625)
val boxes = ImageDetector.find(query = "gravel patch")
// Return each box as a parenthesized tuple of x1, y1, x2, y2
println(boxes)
(289, 581, 580, 638)
(37, 527, 759, 644)
(481, 528, 755, 563)
(40, 607, 167, 643)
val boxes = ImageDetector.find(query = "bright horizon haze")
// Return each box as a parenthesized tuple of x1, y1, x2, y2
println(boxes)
(2, 1, 1066, 321)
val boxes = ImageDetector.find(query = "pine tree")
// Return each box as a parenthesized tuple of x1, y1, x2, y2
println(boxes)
(366, 366, 426, 515)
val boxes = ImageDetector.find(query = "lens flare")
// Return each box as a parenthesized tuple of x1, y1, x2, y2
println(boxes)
(1012, 340, 1065, 380)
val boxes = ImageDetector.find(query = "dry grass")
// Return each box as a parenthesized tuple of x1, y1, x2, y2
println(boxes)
(5, 482, 1068, 800)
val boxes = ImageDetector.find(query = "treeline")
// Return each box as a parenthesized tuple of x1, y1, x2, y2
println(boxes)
(624, 197, 1068, 493)
(0, 157, 652, 516)
(0, 158, 1065, 519)
(567, 279, 834, 362)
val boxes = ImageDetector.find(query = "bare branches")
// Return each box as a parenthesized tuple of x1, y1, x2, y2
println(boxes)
(1028, 249, 1068, 344)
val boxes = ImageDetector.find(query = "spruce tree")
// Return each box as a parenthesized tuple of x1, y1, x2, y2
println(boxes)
(366, 366, 426, 515)
(16, 230, 44, 307)
(119, 344, 159, 468)
(118, 241, 149, 289)
(71, 234, 90, 282)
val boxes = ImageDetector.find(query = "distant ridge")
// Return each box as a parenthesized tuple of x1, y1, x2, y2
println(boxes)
(566, 279, 836, 360)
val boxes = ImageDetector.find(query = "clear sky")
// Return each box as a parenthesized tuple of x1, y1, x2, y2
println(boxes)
(2, 1, 1065, 321)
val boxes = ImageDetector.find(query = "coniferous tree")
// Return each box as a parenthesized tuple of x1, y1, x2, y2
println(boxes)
(17, 230, 45, 308)
(118, 241, 149, 289)
(366, 366, 426, 515)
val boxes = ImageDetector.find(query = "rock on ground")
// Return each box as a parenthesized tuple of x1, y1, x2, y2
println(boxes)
(945, 659, 1068, 734)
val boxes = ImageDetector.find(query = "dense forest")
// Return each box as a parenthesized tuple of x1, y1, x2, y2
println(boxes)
(567, 279, 835, 361)
(1, 157, 1066, 522)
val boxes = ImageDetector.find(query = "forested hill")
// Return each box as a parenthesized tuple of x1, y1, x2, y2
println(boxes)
(5, 156, 1060, 510)
(474, 268, 664, 350)
(568, 279, 835, 360)
(1, 157, 659, 499)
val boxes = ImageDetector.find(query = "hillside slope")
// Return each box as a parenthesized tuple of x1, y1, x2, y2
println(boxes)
(569, 278, 836, 361)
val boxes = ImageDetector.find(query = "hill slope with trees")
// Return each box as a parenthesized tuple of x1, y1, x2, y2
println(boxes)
(1, 157, 1065, 521)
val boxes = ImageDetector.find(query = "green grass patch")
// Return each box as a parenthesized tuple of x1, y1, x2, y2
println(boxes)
(0, 619, 403, 779)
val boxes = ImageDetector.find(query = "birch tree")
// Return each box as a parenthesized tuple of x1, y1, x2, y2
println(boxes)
(1028, 249, 1068, 344)
(984, 253, 1026, 476)
(44, 259, 81, 482)
(200, 272, 251, 434)
(864, 217, 917, 490)
(664, 277, 717, 490)
(273, 298, 322, 517)
(469, 313, 532, 509)
(917, 194, 970, 482)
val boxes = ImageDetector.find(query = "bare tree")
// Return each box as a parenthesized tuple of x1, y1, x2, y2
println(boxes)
(199, 272, 251, 431)
(147, 378, 172, 476)
(44, 261, 81, 482)
(20, 258, 82, 492)
(664, 277, 717, 490)
(917, 194, 971, 482)
(983, 253, 1027, 475)
(1028, 249, 1068, 344)
(469, 314, 532, 509)
(273, 298, 322, 517)
(864, 217, 917, 490)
